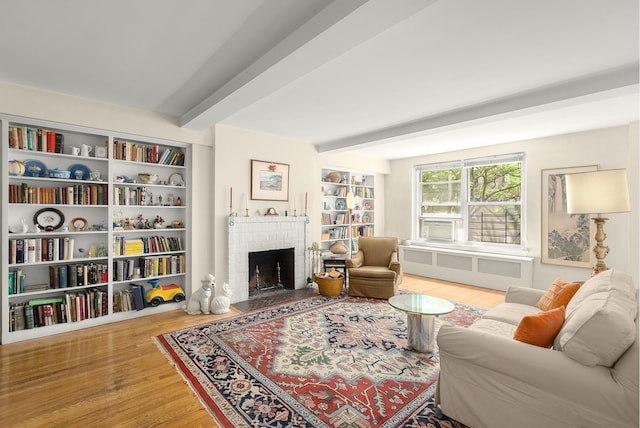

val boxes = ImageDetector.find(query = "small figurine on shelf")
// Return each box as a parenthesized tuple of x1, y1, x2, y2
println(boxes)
(153, 215, 164, 229)
(97, 243, 108, 257)
(88, 244, 97, 258)
(134, 214, 145, 229)
(9, 218, 29, 234)
(168, 220, 185, 228)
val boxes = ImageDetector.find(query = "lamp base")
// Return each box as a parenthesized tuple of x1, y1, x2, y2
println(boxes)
(591, 217, 610, 277)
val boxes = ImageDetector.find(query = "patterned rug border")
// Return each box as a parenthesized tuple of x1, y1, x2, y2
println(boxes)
(154, 293, 483, 427)
(154, 294, 353, 426)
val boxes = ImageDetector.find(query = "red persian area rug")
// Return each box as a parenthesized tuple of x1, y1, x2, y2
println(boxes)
(155, 295, 484, 427)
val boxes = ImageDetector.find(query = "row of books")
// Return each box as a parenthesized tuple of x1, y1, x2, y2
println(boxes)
(113, 235, 183, 256)
(140, 255, 186, 278)
(353, 225, 374, 237)
(321, 212, 352, 224)
(8, 126, 65, 153)
(322, 227, 349, 240)
(9, 237, 76, 265)
(353, 187, 374, 198)
(48, 263, 108, 290)
(9, 183, 108, 205)
(113, 284, 148, 312)
(113, 186, 148, 206)
(113, 140, 185, 166)
(8, 289, 108, 331)
(113, 254, 185, 281)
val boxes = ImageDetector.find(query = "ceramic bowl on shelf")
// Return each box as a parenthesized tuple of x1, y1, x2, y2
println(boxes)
(49, 168, 71, 179)
(138, 173, 158, 184)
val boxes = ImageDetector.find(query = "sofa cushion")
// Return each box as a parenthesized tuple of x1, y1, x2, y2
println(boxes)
(535, 278, 581, 311)
(470, 318, 517, 337)
(555, 270, 638, 367)
(514, 306, 565, 348)
(612, 321, 639, 392)
(482, 302, 541, 326)
(566, 269, 636, 315)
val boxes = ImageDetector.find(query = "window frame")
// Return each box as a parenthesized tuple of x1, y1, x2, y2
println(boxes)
(414, 153, 527, 255)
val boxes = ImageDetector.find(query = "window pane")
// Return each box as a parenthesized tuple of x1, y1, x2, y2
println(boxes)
(421, 169, 461, 182)
(468, 205, 521, 244)
(422, 182, 461, 204)
(421, 204, 461, 216)
(469, 163, 521, 202)
(421, 168, 461, 217)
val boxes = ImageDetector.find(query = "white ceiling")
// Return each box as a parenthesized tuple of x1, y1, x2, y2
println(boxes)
(0, 0, 638, 160)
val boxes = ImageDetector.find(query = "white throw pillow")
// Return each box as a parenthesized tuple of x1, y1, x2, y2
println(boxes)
(555, 270, 637, 367)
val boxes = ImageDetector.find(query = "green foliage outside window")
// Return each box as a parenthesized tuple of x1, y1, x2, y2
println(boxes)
(418, 157, 523, 246)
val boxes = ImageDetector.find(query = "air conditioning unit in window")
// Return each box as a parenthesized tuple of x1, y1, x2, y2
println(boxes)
(422, 219, 456, 241)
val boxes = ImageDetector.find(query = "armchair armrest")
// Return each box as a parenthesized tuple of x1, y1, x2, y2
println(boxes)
(388, 251, 401, 276)
(504, 286, 544, 306)
(346, 251, 363, 268)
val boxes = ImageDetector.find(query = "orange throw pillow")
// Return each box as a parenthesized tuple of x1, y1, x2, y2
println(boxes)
(514, 306, 566, 348)
(535, 278, 581, 311)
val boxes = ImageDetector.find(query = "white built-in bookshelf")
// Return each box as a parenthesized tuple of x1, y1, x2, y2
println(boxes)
(320, 167, 375, 259)
(1, 115, 190, 343)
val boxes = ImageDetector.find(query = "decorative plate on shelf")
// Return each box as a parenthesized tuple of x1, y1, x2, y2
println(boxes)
(168, 172, 184, 186)
(33, 208, 65, 231)
(24, 159, 48, 177)
(69, 163, 90, 180)
(335, 198, 347, 210)
(70, 217, 88, 231)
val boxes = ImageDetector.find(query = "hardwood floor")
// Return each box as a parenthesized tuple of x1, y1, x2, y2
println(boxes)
(0, 275, 503, 427)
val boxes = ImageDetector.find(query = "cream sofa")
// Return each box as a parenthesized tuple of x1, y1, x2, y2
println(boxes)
(435, 269, 639, 428)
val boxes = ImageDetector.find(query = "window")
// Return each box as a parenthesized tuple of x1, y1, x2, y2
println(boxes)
(416, 153, 524, 250)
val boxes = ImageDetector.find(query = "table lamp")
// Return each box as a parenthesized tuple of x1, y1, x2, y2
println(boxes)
(565, 169, 630, 276)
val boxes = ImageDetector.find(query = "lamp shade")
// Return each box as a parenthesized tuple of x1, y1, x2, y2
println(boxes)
(566, 169, 630, 214)
(346, 191, 355, 210)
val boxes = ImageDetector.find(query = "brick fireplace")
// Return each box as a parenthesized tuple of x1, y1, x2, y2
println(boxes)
(227, 216, 309, 303)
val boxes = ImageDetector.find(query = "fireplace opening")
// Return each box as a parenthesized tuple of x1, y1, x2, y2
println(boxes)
(248, 248, 295, 298)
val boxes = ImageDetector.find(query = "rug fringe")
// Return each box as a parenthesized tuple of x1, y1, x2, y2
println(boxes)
(152, 336, 227, 427)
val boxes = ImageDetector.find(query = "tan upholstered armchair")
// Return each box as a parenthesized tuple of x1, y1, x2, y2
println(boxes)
(346, 237, 402, 299)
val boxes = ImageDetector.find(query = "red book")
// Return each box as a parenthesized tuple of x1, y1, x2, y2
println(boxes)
(47, 131, 56, 152)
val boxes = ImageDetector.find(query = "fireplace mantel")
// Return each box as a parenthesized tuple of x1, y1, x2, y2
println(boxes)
(228, 216, 309, 302)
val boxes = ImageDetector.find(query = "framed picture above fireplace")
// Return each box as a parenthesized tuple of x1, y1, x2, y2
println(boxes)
(251, 159, 290, 201)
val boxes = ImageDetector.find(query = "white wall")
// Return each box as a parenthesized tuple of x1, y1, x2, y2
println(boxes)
(213, 124, 322, 287)
(386, 123, 640, 288)
(0, 82, 214, 295)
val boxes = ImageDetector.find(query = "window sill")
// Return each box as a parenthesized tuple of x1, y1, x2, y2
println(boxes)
(405, 240, 530, 259)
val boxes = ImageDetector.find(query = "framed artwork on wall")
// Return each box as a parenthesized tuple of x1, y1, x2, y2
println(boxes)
(251, 159, 289, 201)
(541, 165, 598, 268)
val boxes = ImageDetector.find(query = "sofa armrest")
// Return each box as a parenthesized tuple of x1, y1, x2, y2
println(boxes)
(346, 251, 363, 268)
(437, 324, 628, 401)
(504, 286, 545, 306)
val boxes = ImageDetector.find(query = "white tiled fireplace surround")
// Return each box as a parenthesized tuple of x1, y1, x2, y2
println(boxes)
(228, 216, 309, 303)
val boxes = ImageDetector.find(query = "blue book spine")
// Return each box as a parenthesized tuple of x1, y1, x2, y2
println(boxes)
(59, 265, 68, 288)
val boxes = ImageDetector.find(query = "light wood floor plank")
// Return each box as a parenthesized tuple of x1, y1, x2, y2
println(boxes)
(0, 275, 503, 427)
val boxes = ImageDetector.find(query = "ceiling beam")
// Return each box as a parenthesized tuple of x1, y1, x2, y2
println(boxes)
(180, 0, 436, 130)
(316, 63, 640, 153)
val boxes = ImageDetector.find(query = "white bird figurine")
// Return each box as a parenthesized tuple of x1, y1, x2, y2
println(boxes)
(9, 218, 29, 234)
